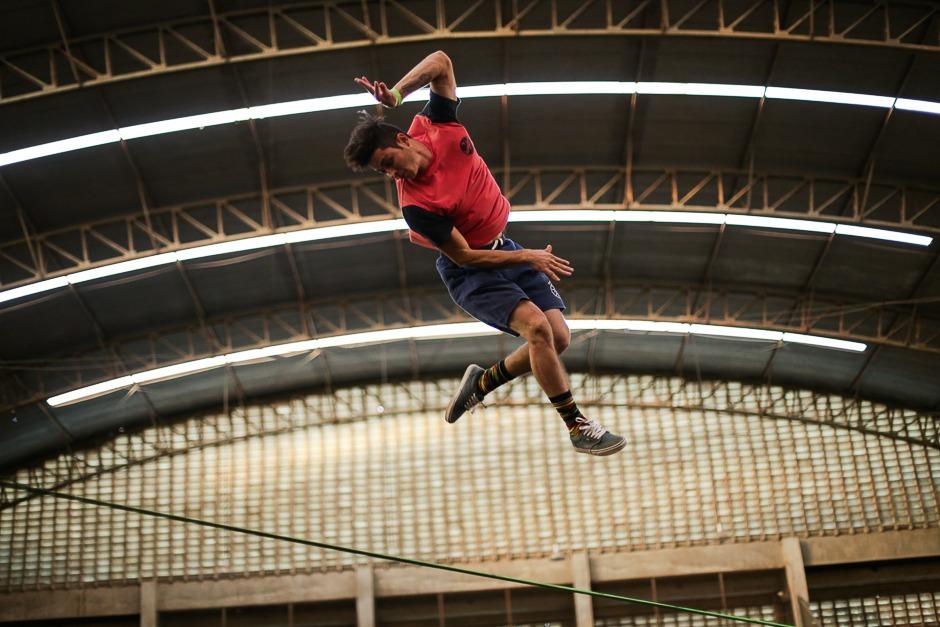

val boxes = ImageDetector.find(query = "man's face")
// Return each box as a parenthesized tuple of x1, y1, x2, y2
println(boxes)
(369, 134, 423, 180)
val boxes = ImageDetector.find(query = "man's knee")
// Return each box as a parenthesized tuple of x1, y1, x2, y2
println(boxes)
(524, 317, 554, 348)
(511, 305, 554, 347)
(545, 310, 570, 354)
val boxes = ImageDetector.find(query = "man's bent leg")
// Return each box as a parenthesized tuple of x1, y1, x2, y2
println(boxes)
(448, 309, 566, 423)
(503, 308, 570, 379)
(509, 301, 626, 456)
(507, 302, 569, 395)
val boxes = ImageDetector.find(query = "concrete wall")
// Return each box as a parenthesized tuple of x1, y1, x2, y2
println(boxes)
(2, 529, 937, 624)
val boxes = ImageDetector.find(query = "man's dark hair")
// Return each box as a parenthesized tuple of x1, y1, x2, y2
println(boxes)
(344, 110, 405, 172)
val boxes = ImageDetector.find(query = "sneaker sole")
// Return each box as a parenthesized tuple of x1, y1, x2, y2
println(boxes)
(444, 365, 481, 424)
(574, 438, 627, 457)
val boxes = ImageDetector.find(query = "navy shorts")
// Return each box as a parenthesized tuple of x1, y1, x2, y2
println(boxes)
(435, 237, 566, 336)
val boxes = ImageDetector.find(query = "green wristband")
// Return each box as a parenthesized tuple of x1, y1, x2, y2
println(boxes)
(390, 87, 403, 107)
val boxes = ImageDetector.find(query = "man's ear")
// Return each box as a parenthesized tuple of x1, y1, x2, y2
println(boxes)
(396, 132, 410, 147)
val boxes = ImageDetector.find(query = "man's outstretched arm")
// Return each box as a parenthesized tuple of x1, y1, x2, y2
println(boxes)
(438, 228, 574, 282)
(354, 50, 456, 107)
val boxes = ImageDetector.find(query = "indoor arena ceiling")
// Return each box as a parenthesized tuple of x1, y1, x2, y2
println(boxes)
(1, 0, 939, 471)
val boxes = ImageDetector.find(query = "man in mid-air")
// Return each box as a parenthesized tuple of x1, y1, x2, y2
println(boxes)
(344, 50, 625, 456)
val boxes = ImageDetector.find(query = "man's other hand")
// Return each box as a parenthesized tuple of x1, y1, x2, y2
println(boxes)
(527, 245, 573, 282)
(354, 76, 398, 108)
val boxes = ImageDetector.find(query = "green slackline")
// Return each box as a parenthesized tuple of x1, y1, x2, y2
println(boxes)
(1, 480, 792, 627)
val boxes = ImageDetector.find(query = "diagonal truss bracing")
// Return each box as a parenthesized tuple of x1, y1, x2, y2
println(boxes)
(1, 0, 939, 107)
(1, 282, 938, 412)
(2, 166, 938, 288)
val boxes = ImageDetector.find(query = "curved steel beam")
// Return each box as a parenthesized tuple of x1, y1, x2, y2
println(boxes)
(1, 0, 938, 107)
(2, 166, 937, 289)
(2, 282, 938, 412)
(2, 373, 936, 511)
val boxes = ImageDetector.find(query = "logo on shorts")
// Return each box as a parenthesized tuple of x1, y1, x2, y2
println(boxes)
(459, 136, 474, 155)
(548, 280, 561, 299)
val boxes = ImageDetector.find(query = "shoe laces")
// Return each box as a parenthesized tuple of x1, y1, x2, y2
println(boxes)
(573, 416, 608, 440)
(464, 392, 485, 415)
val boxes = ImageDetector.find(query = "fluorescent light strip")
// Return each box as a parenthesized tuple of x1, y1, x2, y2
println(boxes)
(615, 210, 725, 225)
(508, 210, 930, 245)
(895, 98, 940, 115)
(119, 110, 251, 140)
(833, 224, 932, 246)
(45, 319, 866, 407)
(0, 220, 404, 305)
(636, 82, 765, 98)
(67, 252, 180, 284)
(0, 276, 70, 303)
(6, 81, 940, 169)
(0, 130, 122, 167)
(763, 86, 895, 108)
(1, 211, 931, 306)
(724, 214, 835, 234)
(566, 319, 866, 351)
(506, 81, 636, 96)
(175, 233, 288, 261)
(248, 93, 375, 118)
(284, 219, 406, 243)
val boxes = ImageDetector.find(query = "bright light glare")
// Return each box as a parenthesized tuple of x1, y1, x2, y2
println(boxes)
(895, 98, 940, 115)
(781, 332, 866, 352)
(47, 376, 134, 406)
(119, 110, 251, 140)
(689, 324, 782, 341)
(0, 130, 122, 167)
(4, 81, 937, 169)
(764, 86, 895, 108)
(175, 234, 288, 260)
(0, 277, 70, 304)
(224, 341, 318, 364)
(508, 210, 617, 223)
(724, 214, 836, 234)
(67, 253, 180, 284)
(249, 93, 374, 118)
(284, 219, 406, 243)
(0, 221, 407, 306)
(615, 211, 725, 224)
(635, 82, 764, 98)
(456, 85, 507, 99)
(684, 83, 765, 98)
(511, 209, 928, 243)
(133, 356, 227, 384)
(507, 81, 635, 96)
(635, 82, 687, 95)
(44, 319, 867, 407)
(833, 224, 933, 246)
(568, 319, 692, 333)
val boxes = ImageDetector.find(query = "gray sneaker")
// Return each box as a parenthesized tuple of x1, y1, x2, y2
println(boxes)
(569, 416, 626, 456)
(444, 364, 485, 423)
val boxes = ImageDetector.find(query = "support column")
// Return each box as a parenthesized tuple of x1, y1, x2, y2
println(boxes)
(356, 564, 375, 627)
(572, 551, 594, 627)
(140, 580, 157, 627)
(781, 537, 816, 627)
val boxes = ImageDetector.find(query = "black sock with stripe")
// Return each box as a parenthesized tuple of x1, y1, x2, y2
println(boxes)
(476, 359, 515, 396)
(549, 390, 583, 430)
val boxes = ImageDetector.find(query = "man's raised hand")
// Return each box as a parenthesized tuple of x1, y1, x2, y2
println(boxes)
(354, 76, 398, 108)
(527, 244, 574, 282)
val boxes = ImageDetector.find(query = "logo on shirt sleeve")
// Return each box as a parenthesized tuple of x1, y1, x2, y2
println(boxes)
(459, 136, 475, 155)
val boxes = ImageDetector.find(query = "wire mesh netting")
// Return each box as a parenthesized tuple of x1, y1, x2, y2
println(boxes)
(1, 374, 937, 590)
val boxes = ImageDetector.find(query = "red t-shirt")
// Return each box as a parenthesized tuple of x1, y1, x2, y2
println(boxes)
(397, 94, 510, 249)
